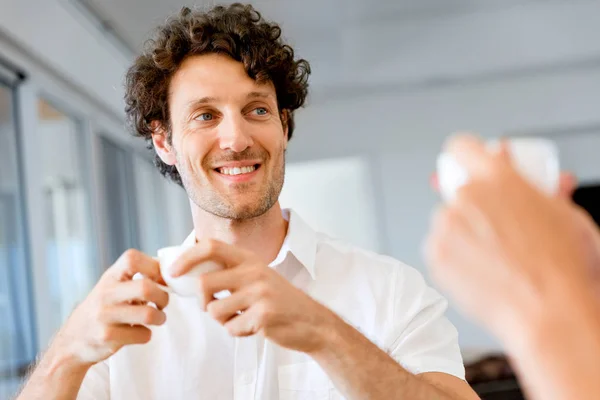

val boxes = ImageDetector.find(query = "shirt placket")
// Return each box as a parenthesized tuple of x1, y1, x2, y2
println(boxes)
(233, 336, 258, 400)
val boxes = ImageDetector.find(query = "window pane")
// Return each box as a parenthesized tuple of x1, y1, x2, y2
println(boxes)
(38, 99, 96, 333)
(133, 157, 168, 255)
(101, 137, 139, 263)
(0, 82, 36, 398)
(107, 147, 192, 260)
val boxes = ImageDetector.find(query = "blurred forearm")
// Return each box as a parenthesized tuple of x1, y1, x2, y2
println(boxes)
(501, 282, 600, 400)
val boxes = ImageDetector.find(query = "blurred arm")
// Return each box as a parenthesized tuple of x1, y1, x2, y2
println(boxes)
(502, 283, 600, 400)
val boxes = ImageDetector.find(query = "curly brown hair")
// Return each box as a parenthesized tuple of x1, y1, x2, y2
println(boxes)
(124, 3, 310, 186)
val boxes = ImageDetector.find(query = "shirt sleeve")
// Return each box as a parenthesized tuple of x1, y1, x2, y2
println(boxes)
(77, 360, 110, 400)
(385, 264, 466, 379)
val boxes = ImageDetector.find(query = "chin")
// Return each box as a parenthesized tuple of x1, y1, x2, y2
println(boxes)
(227, 203, 272, 220)
(193, 184, 280, 220)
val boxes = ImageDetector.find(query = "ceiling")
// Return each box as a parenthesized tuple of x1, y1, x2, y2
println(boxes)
(75, 0, 591, 92)
(78, 0, 538, 52)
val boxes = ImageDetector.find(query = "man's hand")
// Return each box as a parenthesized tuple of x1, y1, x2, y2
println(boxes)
(51, 249, 169, 367)
(16, 249, 170, 400)
(170, 239, 337, 353)
(170, 239, 478, 400)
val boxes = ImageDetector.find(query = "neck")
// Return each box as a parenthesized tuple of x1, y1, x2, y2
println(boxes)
(190, 201, 288, 265)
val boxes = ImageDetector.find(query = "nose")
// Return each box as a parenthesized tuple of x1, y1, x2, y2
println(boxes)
(218, 113, 254, 153)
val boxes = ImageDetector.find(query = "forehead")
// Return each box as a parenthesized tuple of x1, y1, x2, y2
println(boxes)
(169, 53, 276, 106)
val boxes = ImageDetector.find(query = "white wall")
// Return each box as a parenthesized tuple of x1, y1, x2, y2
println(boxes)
(280, 157, 382, 253)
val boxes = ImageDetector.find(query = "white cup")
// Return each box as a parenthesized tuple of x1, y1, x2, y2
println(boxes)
(156, 245, 230, 299)
(436, 137, 560, 202)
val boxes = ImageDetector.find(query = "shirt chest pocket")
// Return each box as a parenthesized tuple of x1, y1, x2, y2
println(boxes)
(278, 361, 344, 400)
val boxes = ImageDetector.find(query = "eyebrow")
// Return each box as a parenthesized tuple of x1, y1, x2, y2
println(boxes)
(247, 91, 274, 100)
(185, 96, 218, 112)
(184, 91, 274, 112)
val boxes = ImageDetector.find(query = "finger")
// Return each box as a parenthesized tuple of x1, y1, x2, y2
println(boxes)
(108, 279, 170, 310)
(494, 138, 512, 162)
(197, 266, 256, 310)
(110, 249, 165, 285)
(424, 203, 473, 284)
(171, 239, 254, 277)
(445, 133, 495, 177)
(557, 172, 577, 199)
(223, 305, 263, 337)
(100, 304, 167, 326)
(423, 204, 450, 269)
(206, 289, 254, 324)
(102, 324, 153, 346)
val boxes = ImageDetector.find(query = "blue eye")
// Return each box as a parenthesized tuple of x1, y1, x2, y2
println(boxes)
(196, 113, 213, 121)
(254, 108, 268, 116)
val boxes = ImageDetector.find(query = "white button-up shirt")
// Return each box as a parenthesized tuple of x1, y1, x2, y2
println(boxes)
(78, 209, 464, 399)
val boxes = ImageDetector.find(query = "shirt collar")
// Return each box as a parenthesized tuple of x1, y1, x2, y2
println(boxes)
(181, 208, 317, 279)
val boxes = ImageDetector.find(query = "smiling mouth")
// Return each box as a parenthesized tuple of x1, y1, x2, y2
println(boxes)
(215, 164, 261, 176)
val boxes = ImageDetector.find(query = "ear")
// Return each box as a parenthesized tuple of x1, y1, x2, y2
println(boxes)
(151, 121, 177, 166)
(281, 110, 289, 150)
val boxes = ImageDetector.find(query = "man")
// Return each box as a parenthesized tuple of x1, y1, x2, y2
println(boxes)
(17, 5, 477, 400)
(426, 134, 600, 400)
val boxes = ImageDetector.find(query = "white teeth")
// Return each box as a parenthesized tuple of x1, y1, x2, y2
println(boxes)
(218, 165, 256, 176)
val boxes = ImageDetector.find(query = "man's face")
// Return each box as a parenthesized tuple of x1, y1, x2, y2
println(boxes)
(156, 53, 288, 220)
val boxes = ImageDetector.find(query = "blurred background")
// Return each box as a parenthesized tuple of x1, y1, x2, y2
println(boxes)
(2, 0, 600, 398)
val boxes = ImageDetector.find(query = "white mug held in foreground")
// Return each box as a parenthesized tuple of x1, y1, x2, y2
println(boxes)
(436, 137, 560, 202)
(157, 245, 230, 299)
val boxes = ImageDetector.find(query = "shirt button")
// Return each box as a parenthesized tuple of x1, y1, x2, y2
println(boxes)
(239, 371, 254, 385)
